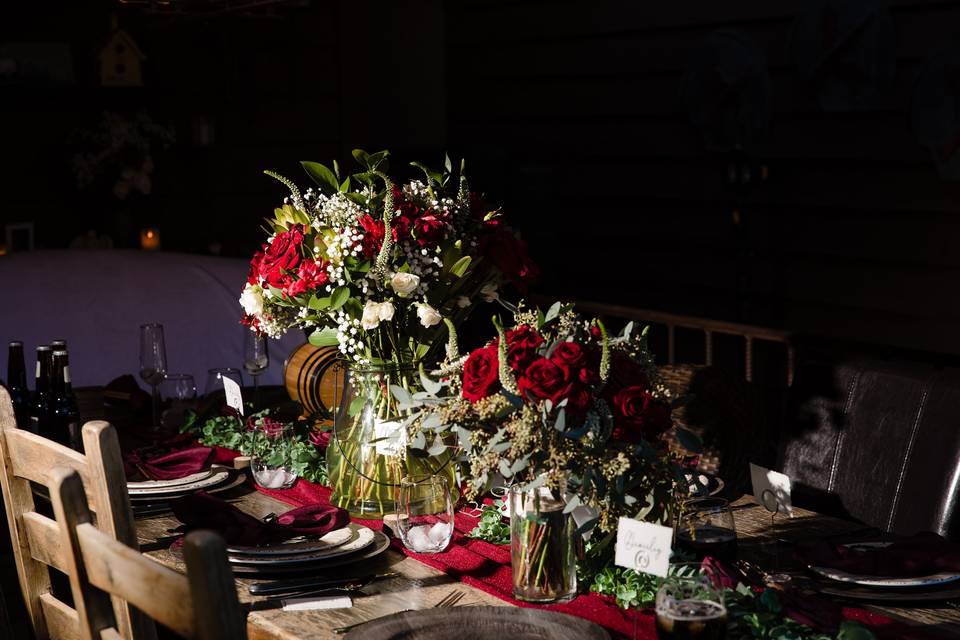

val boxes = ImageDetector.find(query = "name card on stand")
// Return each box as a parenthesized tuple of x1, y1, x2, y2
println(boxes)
(222, 376, 244, 416)
(750, 463, 793, 516)
(614, 518, 673, 578)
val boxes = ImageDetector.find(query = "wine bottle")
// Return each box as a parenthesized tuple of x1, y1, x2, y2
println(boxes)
(30, 346, 53, 435)
(6, 341, 31, 428)
(49, 350, 80, 450)
(50, 339, 68, 351)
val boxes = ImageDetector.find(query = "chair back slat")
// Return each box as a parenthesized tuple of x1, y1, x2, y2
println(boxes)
(0, 386, 151, 640)
(76, 523, 195, 638)
(23, 512, 66, 572)
(38, 593, 81, 640)
(48, 468, 246, 640)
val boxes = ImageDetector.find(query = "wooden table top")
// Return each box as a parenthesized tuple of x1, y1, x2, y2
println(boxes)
(136, 487, 960, 639)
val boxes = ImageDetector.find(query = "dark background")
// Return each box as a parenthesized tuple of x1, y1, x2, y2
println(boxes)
(3, 0, 960, 356)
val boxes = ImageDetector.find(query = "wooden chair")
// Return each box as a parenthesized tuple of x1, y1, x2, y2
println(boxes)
(49, 467, 246, 640)
(0, 386, 151, 639)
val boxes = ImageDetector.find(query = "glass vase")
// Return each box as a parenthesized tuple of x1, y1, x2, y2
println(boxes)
(509, 485, 579, 603)
(326, 362, 457, 519)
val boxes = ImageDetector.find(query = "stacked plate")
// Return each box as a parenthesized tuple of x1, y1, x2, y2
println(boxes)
(128, 466, 246, 515)
(227, 523, 391, 577)
(810, 541, 960, 602)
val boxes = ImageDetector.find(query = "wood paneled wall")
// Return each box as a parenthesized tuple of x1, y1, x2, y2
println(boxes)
(444, 0, 960, 356)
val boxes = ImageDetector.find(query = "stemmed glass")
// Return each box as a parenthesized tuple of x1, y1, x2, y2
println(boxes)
(204, 367, 244, 406)
(158, 373, 197, 433)
(243, 331, 269, 410)
(675, 497, 738, 563)
(138, 323, 168, 432)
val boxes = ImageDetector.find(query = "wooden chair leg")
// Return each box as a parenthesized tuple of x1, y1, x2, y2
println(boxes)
(183, 530, 247, 640)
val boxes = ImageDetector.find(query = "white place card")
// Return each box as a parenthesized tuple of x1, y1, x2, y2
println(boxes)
(281, 595, 352, 612)
(222, 376, 244, 416)
(750, 463, 793, 516)
(614, 518, 673, 578)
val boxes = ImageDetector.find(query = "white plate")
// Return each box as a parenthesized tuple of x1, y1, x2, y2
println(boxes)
(128, 469, 214, 490)
(127, 469, 231, 496)
(228, 524, 375, 566)
(809, 541, 960, 588)
(229, 530, 391, 576)
(227, 525, 355, 556)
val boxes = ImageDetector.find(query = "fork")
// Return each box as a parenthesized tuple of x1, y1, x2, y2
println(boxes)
(332, 589, 465, 634)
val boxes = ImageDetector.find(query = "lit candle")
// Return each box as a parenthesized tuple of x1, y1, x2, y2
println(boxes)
(140, 227, 161, 251)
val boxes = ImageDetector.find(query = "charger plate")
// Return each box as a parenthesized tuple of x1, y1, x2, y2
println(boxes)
(809, 542, 960, 588)
(228, 525, 374, 566)
(344, 607, 610, 640)
(127, 468, 231, 497)
(128, 469, 214, 490)
(229, 530, 390, 577)
(227, 525, 356, 557)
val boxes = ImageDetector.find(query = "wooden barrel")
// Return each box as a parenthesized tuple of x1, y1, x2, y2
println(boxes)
(283, 343, 344, 421)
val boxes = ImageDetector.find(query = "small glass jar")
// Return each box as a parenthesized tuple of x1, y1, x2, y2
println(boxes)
(509, 485, 578, 603)
(396, 474, 454, 554)
(249, 420, 297, 490)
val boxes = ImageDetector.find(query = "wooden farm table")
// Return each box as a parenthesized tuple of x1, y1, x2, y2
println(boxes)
(135, 488, 960, 639)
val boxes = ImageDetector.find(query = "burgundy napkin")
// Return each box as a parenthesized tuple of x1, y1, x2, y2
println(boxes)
(170, 491, 350, 546)
(126, 446, 214, 481)
(275, 504, 350, 536)
(797, 532, 960, 577)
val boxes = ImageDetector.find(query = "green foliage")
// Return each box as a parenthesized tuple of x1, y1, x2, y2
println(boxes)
(590, 565, 661, 608)
(181, 410, 329, 486)
(467, 499, 511, 545)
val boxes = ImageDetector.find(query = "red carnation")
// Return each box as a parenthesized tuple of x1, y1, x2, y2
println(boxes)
(358, 214, 386, 260)
(610, 385, 672, 442)
(462, 347, 501, 402)
(481, 228, 539, 293)
(247, 249, 264, 285)
(283, 259, 330, 298)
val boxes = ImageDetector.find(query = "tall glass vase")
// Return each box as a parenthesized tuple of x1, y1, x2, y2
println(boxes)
(509, 485, 579, 603)
(326, 362, 457, 519)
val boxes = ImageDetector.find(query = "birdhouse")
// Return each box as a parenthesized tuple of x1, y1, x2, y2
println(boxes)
(99, 28, 144, 87)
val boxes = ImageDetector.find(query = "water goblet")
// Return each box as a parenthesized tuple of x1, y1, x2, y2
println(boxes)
(243, 331, 269, 409)
(158, 373, 197, 433)
(138, 323, 167, 432)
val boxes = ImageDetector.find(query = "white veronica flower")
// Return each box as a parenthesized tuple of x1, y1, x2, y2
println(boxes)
(416, 303, 442, 328)
(239, 284, 265, 317)
(389, 272, 420, 296)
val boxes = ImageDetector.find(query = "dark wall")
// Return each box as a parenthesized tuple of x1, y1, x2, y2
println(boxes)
(444, 0, 960, 356)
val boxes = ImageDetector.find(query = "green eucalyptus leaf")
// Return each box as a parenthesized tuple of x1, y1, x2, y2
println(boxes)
(329, 286, 350, 310)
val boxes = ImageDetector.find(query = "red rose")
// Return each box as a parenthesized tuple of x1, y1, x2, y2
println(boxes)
(247, 249, 264, 285)
(309, 429, 331, 450)
(550, 342, 586, 374)
(605, 352, 649, 397)
(283, 259, 330, 297)
(494, 325, 544, 371)
(481, 229, 539, 293)
(564, 383, 592, 417)
(517, 357, 572, 404)
(411, 211, 450, 247)
(610, 385, 672, 442)
(462, 347, 501, 402)
(258, 225, 305, 289)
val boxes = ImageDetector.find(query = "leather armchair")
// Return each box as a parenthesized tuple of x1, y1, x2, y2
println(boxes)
(778, 355, 960, 540)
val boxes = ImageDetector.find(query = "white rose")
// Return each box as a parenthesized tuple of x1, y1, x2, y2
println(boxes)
(456, 296, 471, 308)
(239, 284, 264, 317)
(417, 303, 443, 328)
(376, 301, 395, 322)
(361, 300, 382, 330)
(389, 272, 420, 296)
(480, 282, 499, 303)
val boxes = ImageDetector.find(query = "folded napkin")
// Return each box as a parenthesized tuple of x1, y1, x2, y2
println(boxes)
(126, 446, 214, 481)
(797, 532, 960, 578)
(170, 491, 350, 546)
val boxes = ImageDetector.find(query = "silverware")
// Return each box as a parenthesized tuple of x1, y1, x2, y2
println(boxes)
(244, 588, 362, 612)
(332, 589, 465, 634)
(249, 572, 398, 596)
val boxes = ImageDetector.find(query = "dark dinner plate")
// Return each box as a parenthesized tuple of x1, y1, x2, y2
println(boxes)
(344, 606, 610, 640)
(229, 530, 391, 577)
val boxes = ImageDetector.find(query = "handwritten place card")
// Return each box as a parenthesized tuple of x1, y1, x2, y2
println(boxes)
(614, 518, 673, 578)
(750, 463, 793, 516)
(222, 376, 244, 416)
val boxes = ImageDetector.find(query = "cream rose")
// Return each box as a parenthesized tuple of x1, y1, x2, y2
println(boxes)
(375, 300, 395, 322)
(361, 300, 382, 330)
(389, 272, 420, 296)
(417, 303, 442, 328)
(239, 284, 265, 317)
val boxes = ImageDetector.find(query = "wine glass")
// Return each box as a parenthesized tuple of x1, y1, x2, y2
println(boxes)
(396, 474, 454, 554)
(243, 331, 269, 409)
(675, 497, 738, 563)
(655, 563, 727, 640)
(204, 367, 244, 407)
(139, 323, 167, 432)
(158, 373, 197, 433)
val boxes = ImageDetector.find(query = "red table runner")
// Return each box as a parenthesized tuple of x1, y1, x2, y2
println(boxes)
(207, 447, 937, 640)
